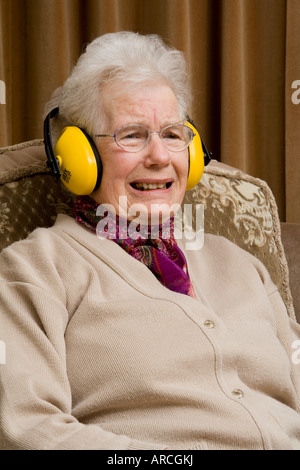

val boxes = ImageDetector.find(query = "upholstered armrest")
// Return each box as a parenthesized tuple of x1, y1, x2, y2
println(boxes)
(183, 160, 296, 322)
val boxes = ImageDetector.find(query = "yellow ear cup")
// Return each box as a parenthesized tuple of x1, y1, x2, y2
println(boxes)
(54, 126, 101, 195)
(185, 121, 205, 191)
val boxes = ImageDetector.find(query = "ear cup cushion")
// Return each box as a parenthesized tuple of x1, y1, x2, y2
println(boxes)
(185, 121, 205, 191)
(54, 126, 102, 195)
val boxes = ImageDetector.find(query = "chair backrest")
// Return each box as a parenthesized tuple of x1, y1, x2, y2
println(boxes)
(0, 139, 295, 321)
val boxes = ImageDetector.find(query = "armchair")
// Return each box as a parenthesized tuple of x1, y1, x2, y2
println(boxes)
(0, 139, 299, 322)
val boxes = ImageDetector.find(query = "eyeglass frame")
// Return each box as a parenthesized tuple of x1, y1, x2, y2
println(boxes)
(95, 123, 196, 153)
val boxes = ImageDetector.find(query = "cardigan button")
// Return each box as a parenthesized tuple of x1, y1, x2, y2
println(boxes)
(203, 320, 215, 329)
(232, 389, 244, 399)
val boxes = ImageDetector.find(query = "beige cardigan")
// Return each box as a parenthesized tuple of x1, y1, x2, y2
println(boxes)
(0, 214, 300, 450)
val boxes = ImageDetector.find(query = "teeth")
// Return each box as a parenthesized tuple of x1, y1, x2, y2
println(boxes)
(134, 182, 167, 190)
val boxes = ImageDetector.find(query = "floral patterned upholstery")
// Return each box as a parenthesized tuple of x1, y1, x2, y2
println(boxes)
(183, 166, 295, 320)
(0, 139, 295, 321)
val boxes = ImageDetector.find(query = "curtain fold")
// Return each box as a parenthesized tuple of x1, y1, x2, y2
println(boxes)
(285, 0, 300, 223)
(219, 0, 287, 218)
(0, 0, 299, 222)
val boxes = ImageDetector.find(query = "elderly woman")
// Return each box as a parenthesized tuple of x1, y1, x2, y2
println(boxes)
(1, 31, 300, 451)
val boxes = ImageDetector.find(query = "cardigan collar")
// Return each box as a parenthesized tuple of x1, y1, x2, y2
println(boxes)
(72, 195, 195, 298)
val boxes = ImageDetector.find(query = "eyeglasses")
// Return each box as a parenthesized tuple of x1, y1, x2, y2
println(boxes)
(95, 123, 195, 153)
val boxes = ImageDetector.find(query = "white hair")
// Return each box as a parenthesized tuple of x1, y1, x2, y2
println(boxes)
(44, 31, 191, 141)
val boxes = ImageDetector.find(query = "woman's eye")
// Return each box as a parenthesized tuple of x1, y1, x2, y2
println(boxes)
(163, 131, 182, 140)
(120, 130, 144, 140)
(123, 133, 137, 139)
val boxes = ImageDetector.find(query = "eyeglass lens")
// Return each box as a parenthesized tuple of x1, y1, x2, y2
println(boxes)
(115, 124, 193, 152)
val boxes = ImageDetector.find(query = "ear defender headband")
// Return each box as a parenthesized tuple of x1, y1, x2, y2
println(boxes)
(44, 108, 211, 195)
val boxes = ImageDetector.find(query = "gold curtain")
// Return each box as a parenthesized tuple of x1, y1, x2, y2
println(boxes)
(0, 0, 299, 222)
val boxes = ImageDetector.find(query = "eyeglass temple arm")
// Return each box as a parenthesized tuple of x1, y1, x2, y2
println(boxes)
(95, 133, 114, 137)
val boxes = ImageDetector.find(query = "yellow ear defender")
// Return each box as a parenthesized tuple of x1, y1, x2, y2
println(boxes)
(44, 108, 211, 195)
(44, 107, 102, 195)
(53, 126, 102, 195)
(185, 119, 212, 191)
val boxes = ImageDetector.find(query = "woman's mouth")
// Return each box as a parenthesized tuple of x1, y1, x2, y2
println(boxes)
(130, 181, 172, 191)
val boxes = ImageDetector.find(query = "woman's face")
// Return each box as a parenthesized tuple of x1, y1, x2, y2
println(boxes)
(92, 83, 189, 223)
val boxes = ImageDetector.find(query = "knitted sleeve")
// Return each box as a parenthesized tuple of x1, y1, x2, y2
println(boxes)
(0, 231, 166, 450)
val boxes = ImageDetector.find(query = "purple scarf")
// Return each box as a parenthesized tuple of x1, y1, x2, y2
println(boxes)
(73, 196, 195, 298)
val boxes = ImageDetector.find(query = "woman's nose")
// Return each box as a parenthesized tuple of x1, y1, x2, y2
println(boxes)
(144, 134, 171, 167)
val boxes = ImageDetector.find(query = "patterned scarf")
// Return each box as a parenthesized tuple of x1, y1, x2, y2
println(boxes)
(73, 196, 195, 298)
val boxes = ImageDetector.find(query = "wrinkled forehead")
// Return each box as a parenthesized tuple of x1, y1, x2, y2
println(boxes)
(101, 80, 181, 129)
